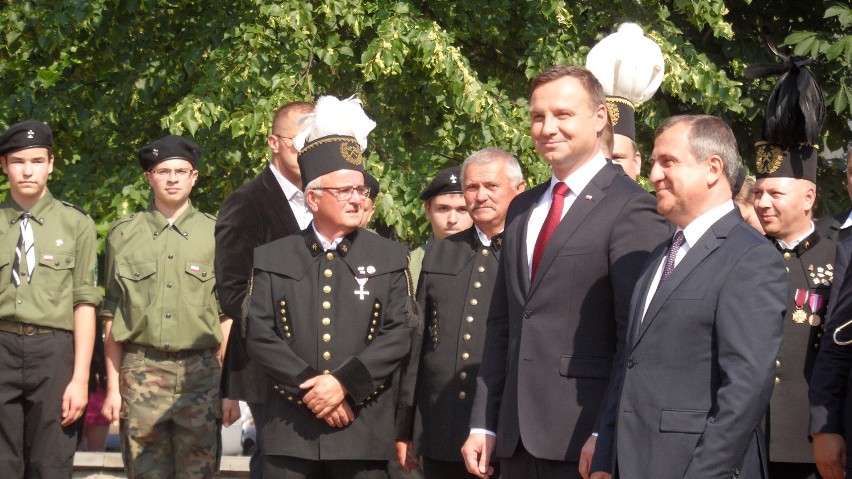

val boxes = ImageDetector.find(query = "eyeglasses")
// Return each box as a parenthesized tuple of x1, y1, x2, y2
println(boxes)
(312, 186, 371, 202)
(149, 168, 194, 179)
(273, 134, 294, 142)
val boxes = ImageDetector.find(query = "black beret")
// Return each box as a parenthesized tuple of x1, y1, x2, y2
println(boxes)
(0, 120, 53, 157)
(138, 135, 201, 171)
(420, 166, 463, 201)
(606, 96, 636, 141)
(298, 135, 365, 189)
(364, 172, 379, 200)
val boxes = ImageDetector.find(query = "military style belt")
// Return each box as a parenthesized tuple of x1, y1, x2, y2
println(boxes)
(123, 343, 217, 360)
(0, 319, 57, 335)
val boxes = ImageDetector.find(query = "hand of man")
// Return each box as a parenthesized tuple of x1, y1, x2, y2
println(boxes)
(579, 434, 597, 479)
(324, 401, 355, 428)
(590, 473, 612, 479)
(222, 398, 241, 427)
(300, 374, 347, 417)
(61, 378, 88, 427)
(461, 433, 496, 478)
(101, 387, 122, 424)
(813, 432, 847, 479)
(396, 440, 420, 472)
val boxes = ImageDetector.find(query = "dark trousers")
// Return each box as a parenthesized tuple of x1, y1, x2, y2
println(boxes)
(0, 329, 78, 478)
(263, 455, 389, 479)
(248, 401, 265, 479)
(500, 441, 580, 479)
(768, 461, 822, 479)
(423, 457, 482, 479)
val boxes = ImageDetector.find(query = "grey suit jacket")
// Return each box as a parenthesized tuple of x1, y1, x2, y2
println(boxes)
(594, 209, 788, 479)
(470, 162, 670, 461)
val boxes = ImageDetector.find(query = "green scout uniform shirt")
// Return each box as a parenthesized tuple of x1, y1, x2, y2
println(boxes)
(0, 190, 101, 330)
(102, 203, 221, 351)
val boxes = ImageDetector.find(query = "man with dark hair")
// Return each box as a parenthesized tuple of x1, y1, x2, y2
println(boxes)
(216, 101, 315, 477)
(409, 166, 472, 289)
(0, 120, 100, 477)
(461, 65, 669, 479)
(591, 115, 788, 478)
(102, 134, 227, 477)
(397, 148, 524, 478)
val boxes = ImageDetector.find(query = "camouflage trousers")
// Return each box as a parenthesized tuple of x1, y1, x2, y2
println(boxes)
(119, 345, 222, 479)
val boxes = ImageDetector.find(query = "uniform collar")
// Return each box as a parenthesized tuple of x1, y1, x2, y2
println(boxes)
(2, 189, 55, 227)
(473, 225, 504, 252)
(145, 202, 197, 239)
(305, 226, 357, 257)
(772, 223, 820, 257)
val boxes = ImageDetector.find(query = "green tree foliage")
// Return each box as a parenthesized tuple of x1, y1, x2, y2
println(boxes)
(0, 0, 849, 247)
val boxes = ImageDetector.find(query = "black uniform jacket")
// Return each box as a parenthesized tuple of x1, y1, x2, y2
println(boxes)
(245, 227, 414, 460)
(403, 227, 501, 461)
(768, 224, 836, 463)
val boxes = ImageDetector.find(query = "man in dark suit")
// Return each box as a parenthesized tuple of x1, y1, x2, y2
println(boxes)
(591, 115, 788, 479)
(810, 235, 852, 479)
(461, 65, 669, 479)
(396, 148, 524, 478)
(216, 100, 314, 477)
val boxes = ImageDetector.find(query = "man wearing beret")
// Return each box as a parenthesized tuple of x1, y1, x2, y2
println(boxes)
(216, 101, 314, 478)
(409, 166, 473, 289)
(101, 134, 230, 477)
(245, 95, 415, 478)
(0, 119, 101, 477)
(360, 172, 380, 229)
(397, 148, 524, 478)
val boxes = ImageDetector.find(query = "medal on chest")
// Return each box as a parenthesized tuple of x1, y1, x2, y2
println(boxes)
(792, 289, 808, 324)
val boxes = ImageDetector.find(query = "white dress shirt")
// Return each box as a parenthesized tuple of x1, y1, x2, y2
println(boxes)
(641, 200, 735, 320)
(524, 153, 607, 279)
(269, 163, 313, 230)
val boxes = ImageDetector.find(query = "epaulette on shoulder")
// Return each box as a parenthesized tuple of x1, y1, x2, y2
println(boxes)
(107, 213, 138, 237)
(60, 200, 90, 217)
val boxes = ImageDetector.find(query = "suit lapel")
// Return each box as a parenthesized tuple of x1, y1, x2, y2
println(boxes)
(261, 167, 301, 235)
(513, 183, 546, 299)
(627, 243, 667, 346)
(526, 166, 613, 299)
(634, 210, 741, 347)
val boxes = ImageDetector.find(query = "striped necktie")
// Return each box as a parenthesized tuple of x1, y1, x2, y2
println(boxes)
(12, 212, 34, 285)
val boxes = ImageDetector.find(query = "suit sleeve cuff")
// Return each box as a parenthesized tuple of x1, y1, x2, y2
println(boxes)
(470, 428, 496, 437)
(333, 356, 373, 402)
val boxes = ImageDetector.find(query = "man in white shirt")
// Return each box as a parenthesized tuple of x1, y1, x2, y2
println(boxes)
(461, 65, 668, 479)
(592, 114, 788, 479)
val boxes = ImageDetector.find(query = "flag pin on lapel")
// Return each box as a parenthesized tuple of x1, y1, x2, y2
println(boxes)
(585, 195, 593, 200)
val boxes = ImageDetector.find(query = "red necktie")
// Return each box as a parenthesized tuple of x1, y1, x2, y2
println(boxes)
(531, 182, 569, 279)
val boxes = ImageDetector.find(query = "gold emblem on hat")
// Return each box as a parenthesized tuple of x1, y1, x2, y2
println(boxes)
(606, 102, 620, 126)
(755, 143, 783, 174)
(340, 141, 362, 165)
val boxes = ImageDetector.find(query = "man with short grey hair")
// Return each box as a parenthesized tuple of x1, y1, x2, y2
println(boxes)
(397, 148, 524, 478)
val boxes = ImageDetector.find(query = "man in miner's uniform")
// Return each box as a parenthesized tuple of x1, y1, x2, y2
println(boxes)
(245, 95, 417, 479)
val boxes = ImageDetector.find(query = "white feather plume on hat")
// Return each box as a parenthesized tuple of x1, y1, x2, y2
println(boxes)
(293, 95, 376, 152)
(585, 23, 665, 104)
